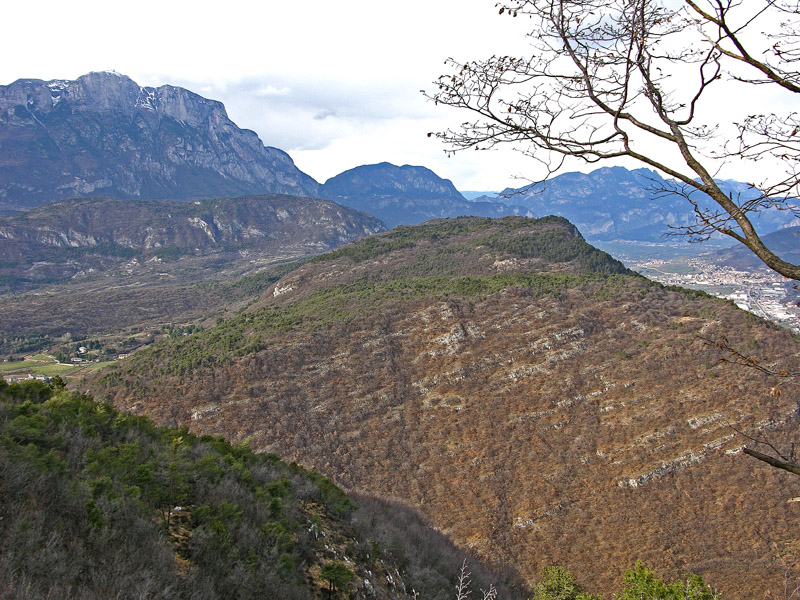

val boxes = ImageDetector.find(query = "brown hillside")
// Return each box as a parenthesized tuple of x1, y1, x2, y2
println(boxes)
(86, 217, 800, 598)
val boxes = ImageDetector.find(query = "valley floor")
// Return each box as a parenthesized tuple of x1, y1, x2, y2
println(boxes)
(631, 257, 800, 332)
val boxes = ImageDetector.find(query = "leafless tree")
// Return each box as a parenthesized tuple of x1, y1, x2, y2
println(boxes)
(427, 0, 800, 281)
(455, 559, 499, 600)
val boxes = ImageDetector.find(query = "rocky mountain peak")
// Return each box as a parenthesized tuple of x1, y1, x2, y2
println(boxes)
(66, 72, 143, 113)
(0, 73, 319, 210)
(2, 72, 229, 127)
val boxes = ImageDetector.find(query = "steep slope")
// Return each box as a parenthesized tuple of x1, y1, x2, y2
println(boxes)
(0, 194, 385, 291)
(320, 163, 530, 227)
(0, 72, 319, 210)
(0, 378, 521, 600)
(498, 166, 798, 242)
(86, 217, 800, 598)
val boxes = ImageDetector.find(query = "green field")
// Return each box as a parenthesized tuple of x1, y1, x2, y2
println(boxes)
(0, 360, 47, 373)
(0, 356, 116, 380)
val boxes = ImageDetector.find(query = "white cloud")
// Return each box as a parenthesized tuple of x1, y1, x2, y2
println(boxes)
(1, 0, 796, 191)
(0, 0, 540, 189)
(255, 86, 292, 97)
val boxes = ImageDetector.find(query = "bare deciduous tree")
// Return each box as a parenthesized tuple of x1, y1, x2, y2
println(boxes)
(427, 0, 800, 281)
(455, 559, 499, 600)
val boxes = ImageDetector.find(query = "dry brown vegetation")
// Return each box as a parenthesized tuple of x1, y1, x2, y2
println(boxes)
(2, 379, 522, 600)
(84, 217, 800, 598)
(0, 257, 305, 357)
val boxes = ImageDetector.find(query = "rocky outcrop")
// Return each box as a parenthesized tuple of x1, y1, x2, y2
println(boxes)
(0, 72, 319, 210)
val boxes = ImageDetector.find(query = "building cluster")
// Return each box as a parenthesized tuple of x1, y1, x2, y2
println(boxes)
(635, 259, 800, 333)
(3, 374, 51, 384)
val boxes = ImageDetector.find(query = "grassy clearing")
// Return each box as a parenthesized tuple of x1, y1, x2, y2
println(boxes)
(0, 355, 116, 379)
(0, 360, 43, 373)
(31, 363, 85, 377)
(74, 360, 117, 373)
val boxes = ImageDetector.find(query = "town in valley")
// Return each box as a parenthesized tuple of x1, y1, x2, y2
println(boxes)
(633, 257, 800, 333)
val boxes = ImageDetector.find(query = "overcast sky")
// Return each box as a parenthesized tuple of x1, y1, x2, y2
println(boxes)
(1, 0, 792, 192)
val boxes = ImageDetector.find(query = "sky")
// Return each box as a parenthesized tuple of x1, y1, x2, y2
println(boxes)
(1, 0, 793, 193)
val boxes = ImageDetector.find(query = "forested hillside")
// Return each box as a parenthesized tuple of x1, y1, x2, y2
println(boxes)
(0, 194, 384, 292)
(0, 378, 520, 599)
(84, 216, 800, 598)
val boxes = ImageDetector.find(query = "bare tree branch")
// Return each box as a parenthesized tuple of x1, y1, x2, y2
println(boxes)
(426, 0, 800, 281)
(743, 447, 800, 476)
(698, 334, 800, 379)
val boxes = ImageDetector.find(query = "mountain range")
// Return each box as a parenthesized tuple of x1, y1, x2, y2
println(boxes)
(6, 71, 793, 249)
(0, 72, 529, 228)
(493, 167, 798, 242)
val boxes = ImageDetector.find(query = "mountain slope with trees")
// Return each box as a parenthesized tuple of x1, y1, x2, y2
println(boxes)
(0, 194, 385, 292)
(0, 377, 521, 600)
(84, 216, 800, 598)
(702, 226, 800, 272)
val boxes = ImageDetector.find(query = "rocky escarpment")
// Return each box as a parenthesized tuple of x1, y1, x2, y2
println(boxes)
(87, 217, 800, 599)
(320, 162, 531, 227)
(0, 72, 319, 210)
(0, 194, 385, 290)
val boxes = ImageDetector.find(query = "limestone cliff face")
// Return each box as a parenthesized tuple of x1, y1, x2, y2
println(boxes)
(0, 72, 319, 209)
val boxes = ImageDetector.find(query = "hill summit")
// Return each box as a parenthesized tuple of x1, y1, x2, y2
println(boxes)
(320, 162, 530, 227)
(88, 216, 800, 598)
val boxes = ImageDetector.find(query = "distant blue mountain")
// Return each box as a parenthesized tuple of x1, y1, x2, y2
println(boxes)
(319, 163, 531, 228)
(497, 166, 797, 242)
(704, 225, 800, 270)
(460, 191, 500, 201)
